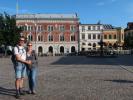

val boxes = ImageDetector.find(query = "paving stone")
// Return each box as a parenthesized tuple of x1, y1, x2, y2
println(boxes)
(0, 55, 133, 100)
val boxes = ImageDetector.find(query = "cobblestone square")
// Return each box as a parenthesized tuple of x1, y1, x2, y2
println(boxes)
(0, 55, 133, 100)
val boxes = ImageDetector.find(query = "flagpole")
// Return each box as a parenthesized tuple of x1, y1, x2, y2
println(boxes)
(16, 0, 19, 15)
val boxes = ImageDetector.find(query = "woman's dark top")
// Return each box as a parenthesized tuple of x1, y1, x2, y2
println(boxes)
(26, 50, 38, 68)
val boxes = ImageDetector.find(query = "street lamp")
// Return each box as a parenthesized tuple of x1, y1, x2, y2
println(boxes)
(33, 15, 37, 54)
(52, 24, 59, 56)
(98, 29, 104, 56)
(34, 23, 37, 53)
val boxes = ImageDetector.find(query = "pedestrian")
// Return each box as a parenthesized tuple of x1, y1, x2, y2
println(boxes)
(13, 36, 31, 99)
(26, 42, 38, 94)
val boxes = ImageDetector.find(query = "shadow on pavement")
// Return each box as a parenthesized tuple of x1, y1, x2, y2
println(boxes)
(0, 87, 15, 96)
(51, 55, 133, 66)
(104, 79, 133, 84)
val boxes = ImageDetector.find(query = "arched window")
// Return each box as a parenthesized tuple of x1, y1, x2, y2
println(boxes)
(27, 34, 33, 41)
(60, 34, 64, 41)
(38, 35, 43, 41)
(60, 46, 64, 53)
(88, 43, 91, 46)
(93, 43, 96, 47)
(38, 46, 43, 55)
(82, 43, 86, 45)
(48, 34, 53, 41)
(71, 34, 75, 41)
(114, 34, 117, 39)
(38, 35, 41, 41)
(109, 34, 112, 39)
(71, 46, 75, 52)
(49, 46, 53, 53)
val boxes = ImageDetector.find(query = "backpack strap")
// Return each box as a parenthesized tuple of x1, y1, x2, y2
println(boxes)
(16, 45, 20, 53)
(15, 45, 25, 57)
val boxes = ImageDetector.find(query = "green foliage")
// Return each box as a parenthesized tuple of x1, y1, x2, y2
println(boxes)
(0, 12, 22, 46)
(124, 35, 133, 49)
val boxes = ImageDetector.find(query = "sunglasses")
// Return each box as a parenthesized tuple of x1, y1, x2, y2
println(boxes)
(28, 44, 32, 46)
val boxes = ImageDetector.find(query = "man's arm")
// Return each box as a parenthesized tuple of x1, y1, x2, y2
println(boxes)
(14, 47, 31, 65)
(15, 54, 31, 65)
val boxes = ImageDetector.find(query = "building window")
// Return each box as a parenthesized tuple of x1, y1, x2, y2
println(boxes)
(88, 26, 91, 30)
(88, 34, 91, 39)
(60, 34, 64, 41)
(88, 43, 91, 46)
(38, 35, 43, 41)
(28, 26, 30, 31)
(93, 43, 96, 47)
(22, 26, 27, 31)
(48, 34, 53, 41)
(71, 35, 75, 41)
(82, 48, 85, 51)
(37, 25, 42, 31)
(38, 35, 41, 41)
(31, 26, 33, 31)
(47, 25, 54, 32)
(59, 25, 65, 32)
(109, 34, 112, 39)
(70, 25, 76, 32)
(41, 26, 43, 31)
(82, 26, 85, 32)
(97, 26, 100, 30)
(97, 34, 100, 39)
(82, 34, 85, 40)
(27, 34, 33, 41)
(82, 43, 86, 45)
(114, 34, 116, 39)
(92, 26, 95, 30)
(104, 34, 107, 39)
(93, 34, 96, 39)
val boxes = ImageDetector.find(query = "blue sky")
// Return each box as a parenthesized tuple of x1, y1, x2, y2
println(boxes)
(0, 0, 133, 28)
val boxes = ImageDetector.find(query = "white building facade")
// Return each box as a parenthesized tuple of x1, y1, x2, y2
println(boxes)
(79, 24, 103, 51)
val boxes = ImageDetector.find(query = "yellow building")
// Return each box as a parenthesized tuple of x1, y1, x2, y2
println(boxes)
(103, 26, 124, 49)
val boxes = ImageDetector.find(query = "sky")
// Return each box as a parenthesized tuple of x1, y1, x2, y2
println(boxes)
(0, 0, 133, 28)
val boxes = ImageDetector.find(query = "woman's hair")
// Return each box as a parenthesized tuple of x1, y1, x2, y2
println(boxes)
(26, 42, 32, 51)
(27, 42, 32, 46)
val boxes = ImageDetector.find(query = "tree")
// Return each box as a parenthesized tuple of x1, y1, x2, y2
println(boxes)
(0, 13, 4, 46)
(124, 35, 133, 49)
(0, 12, 23, 56)
(0, 12, 22, 47)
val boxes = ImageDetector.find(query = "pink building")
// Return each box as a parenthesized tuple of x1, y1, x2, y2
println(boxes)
(16, 14, 79, 55)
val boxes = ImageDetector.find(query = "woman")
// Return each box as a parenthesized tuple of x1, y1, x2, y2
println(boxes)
(26, 42, 38, 94)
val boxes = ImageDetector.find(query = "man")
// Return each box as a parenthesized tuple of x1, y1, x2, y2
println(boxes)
(13, 36, 31, 99)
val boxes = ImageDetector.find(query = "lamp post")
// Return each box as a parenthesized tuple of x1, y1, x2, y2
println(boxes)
(53, 24, 58, 56)
(99, 29, 104, 56)
(33, 15, 37, 54)
(34, 23, 37, 53)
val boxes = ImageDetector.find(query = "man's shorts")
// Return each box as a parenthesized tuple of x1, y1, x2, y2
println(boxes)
(14, 62, 26, 79)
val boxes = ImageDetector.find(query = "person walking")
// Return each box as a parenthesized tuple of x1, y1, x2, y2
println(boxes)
(13, 36, 31, 99)
(26, 42, 38, 94)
